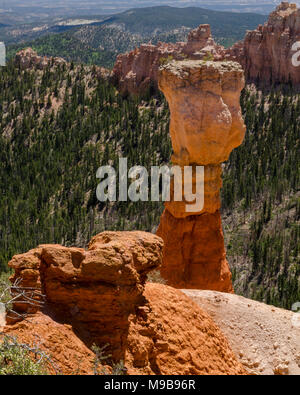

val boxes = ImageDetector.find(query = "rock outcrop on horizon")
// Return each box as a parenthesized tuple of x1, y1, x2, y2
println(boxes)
(15, 48, 67, 70)
(225, 2, 300, 86)
(14, 48, 111, 79)
(4, 231, 246, 375)
(112, 24, 224, 95)
(156, 60, 246, 292)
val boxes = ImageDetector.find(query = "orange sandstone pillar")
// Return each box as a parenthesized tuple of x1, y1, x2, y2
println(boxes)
(156, 60, 246, 292)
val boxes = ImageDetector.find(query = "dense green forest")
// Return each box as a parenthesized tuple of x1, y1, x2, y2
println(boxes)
(0, 59, 299, 309)
(223, 88, 300, 309)
(0, 59, 171, 270)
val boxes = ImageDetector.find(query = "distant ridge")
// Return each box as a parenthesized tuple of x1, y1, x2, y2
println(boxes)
(95, 5, 267, 36)
(5, 5, 267, 67)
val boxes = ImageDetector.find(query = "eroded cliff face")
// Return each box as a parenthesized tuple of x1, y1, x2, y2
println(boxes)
(4, 231, 246, 375)
(112, 3, 300, 94)
(156, 60, 246, 292)
(112, 25, 224, 96)
(225, 2, 300, 86)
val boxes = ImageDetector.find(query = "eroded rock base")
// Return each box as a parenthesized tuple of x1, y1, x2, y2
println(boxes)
(157, 209, 233, 292)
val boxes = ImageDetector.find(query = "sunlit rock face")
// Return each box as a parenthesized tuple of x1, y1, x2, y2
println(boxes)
(157, 60, 246, 292)
(225, 2, 300, 86)
(158, 60, 245, 166)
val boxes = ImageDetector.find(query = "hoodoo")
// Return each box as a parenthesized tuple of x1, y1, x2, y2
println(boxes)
(157, 60, 246, 292)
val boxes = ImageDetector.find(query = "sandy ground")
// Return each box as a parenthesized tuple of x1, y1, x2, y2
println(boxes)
(182, 290, 300, 375)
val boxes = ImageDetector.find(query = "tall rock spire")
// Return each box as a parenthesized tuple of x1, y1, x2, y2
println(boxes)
(157, 60, 246, 292)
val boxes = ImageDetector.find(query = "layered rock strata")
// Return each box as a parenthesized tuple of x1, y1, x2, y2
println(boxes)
(156, 60, 246, 291)
(113, 3, 300, 94)
(225, 2, 300, 86)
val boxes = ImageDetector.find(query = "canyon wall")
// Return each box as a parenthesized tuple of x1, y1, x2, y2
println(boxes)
(156, 60, 246, 291)
(225, 2, 300, 86)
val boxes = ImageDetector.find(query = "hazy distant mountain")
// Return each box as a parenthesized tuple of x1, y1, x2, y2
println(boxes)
(0, 0, 287, 22)
(6, 5, 266, 67)
(99, 5, 266, 35)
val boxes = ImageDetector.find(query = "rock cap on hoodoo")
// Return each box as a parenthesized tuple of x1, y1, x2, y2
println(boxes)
(158, 59, 246, 166)
(158, 59, 245, 90)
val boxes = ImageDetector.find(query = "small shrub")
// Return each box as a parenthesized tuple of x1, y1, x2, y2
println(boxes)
(111, 361, 126, 375)
(92, 343, 126, 375)
(159, 55, 174, 66)
(0, 335, 48, 375)
(0, 272, 11, 306)
(203, 52, 214, 62)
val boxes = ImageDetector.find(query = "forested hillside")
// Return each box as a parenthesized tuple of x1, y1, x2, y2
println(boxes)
(6, 26, 145, 69)
(0, 59, 171, 271)
(0, 60, 299, 309)
(101, 6, 266, 42)
(6, 26, 191, 69)
(4, 5, 267, 67)
(223, 88, 300, 309)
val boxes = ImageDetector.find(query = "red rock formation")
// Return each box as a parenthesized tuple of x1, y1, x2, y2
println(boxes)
(183, 24, 224, 59)
(225, 2, 300, 85)
(157, 210, 232, 292)
(8, 231, 163, 361)
(5, 231, 247, 375)
(15, 48, 67, 70)
(112, 24, 224, 95)
(156, 60, 246, 292)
